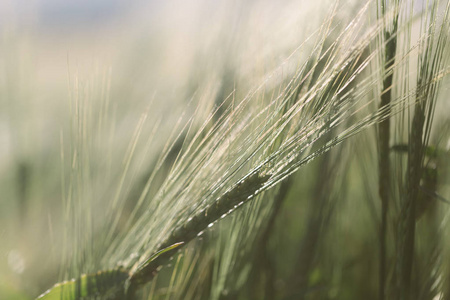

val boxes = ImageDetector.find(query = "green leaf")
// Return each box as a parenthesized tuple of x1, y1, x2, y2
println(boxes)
(391, 143, 441, 158)
(133, 242, 184, 274)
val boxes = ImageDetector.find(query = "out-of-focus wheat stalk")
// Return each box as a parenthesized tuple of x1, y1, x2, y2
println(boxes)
(395, 1, 450, 299)
(376, 1, 399, 299)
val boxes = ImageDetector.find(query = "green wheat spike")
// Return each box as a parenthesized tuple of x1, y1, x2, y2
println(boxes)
(35, 268, 129, 300)
(126, 171, 271, 291)
(36, 243, 184, 300)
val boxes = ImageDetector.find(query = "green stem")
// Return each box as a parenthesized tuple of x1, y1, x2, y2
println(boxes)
(378, 7, 398, 299)
(397, 97, 425, 300)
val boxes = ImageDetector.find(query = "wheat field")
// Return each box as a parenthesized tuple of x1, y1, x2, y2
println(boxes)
(1, 0, 450, 299)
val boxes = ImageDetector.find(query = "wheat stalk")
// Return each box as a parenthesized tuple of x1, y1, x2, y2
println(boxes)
(395, 2, 450, 298)
(377, 2, 400, 299)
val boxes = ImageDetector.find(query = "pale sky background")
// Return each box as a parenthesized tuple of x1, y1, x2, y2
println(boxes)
(0, 0, 142, 29)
